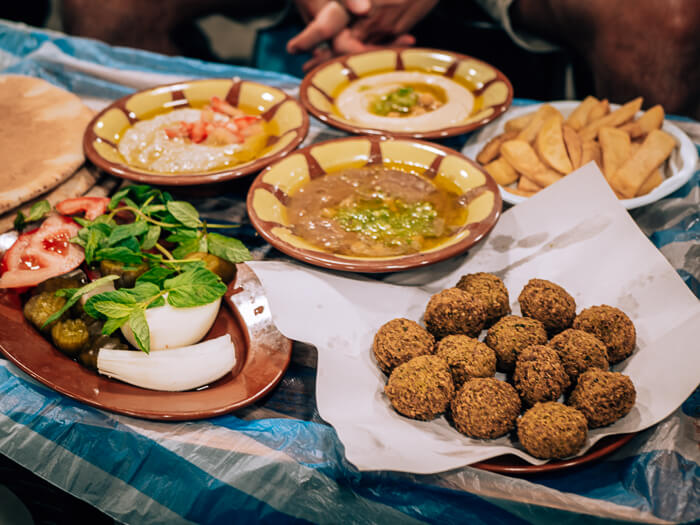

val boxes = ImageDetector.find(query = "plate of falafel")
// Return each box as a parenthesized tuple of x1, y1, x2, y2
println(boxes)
(247, 165, 700, 474)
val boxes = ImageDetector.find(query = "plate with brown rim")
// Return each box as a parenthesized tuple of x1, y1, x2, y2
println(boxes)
(247, 135, 502, 273)
(0, 263, 292, 421)
(84, 78, 309, 186)
(299, 47, 513, 139)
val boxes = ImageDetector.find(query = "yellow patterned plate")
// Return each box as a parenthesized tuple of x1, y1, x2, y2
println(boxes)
(84, 78, 309, 185)
(247, 135, 502, 273)
(300, 48, 513, 139)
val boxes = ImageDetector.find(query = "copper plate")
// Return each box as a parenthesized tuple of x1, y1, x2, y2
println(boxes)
(472, 432, 638, 475)
(0, 264, 292, 421)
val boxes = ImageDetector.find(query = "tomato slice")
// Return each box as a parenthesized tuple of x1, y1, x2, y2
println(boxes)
(0, 214, 84, 288)
(55, 196, 110, 221)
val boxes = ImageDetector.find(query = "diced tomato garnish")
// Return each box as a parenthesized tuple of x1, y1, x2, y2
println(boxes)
(56, 196, 110, 221)
(234, 116, 259, 129)
(190, 120, 208, 143)
(0, 214, 84, 288)
(210, 96, 244, 118)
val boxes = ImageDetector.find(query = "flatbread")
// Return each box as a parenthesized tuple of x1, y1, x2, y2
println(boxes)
(0, 165, 98, 233)
(0, 75, 94, 213)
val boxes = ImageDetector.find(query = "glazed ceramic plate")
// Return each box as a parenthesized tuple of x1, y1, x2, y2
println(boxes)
(300, 48, 513, 139)
(0, 263, 292, 421)
(84, 78, 309, 185)
(247, 135, 502, 273)
(473, 432, 637, 475)
(462, 101, 698, 210)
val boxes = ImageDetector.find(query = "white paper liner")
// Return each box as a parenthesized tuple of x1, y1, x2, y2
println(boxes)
(248, 163, 700, 473)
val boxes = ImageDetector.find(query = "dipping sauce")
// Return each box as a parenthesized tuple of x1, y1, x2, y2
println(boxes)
(287, 166, 468, 257)
(335, 71, 475, 133)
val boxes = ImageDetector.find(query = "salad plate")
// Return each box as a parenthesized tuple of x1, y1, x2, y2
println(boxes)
(0, 261, 292, 421)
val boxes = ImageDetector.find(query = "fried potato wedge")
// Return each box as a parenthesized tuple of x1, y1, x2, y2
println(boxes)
(580, 97, 643, 142)
(599, 126, 631, 180)
(500, 140, 547, 177)
(636, 168, 664, 196)
(503, 186, 537, 197)
(535, 114, 573, 173)
(504, 112, 535, 133)
(484, 157, 518, 186)
(477, 130, 518, 164)
(562, 124, 583, 169)
(530, 169, 564, 187)
(581, 140, 602, 170)
(565, 96, 599, 131)
(518, 175, 542, 192)
(620, 105, 664, 139)
(516, 104, 560, 144)
(587, 99, 610, 123)
(609, 129, 676, 198)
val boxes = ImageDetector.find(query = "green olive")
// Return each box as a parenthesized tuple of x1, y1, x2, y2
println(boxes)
(23, 292, 67, 332)
(99, 259, 148, 289)
(185, 252, 236, 283)
(51, 318, 90, 356)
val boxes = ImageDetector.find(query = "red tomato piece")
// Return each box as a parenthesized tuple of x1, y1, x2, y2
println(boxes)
(190, 120, 208, 143)
(210, 96, 243, 117)
(234, 116, 259, 130)
(55, 196, 110, 221)
(0, 214, 84, 288)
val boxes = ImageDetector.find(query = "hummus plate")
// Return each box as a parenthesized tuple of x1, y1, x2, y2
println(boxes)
(85, 78, 309, 186)
(300, 48, 513, 139)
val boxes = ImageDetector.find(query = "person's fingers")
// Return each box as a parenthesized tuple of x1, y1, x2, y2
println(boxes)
(287, 2, 350, 53)
(391, 33, 415, 46)
(302, 47, 334, 71)
(332, 28, 371, 54)
(342, 0, 371, 16)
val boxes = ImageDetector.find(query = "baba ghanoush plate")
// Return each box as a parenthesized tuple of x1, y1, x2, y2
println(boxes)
(247, 135, 502, 273)
(84, 78, 309, 185)
(300, 48, 513, 139)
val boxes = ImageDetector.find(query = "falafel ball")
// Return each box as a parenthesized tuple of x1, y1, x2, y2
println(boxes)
(548, 329, 609, 382)
(518, 279, 576, 334)
(572, 305, 636, 364)
(373, 318, 435, 375)
(424, 288, 488, 339)
(435, 335, 497, 388)
(513, 345, 570, 406)
(455, 272, 511, 326)
(568, 369, 636, 428)
(517, 402, 588, 459)
(450, 378, 521, 439)
(385, 355, 455, 420)
(485, 315, 548, 372)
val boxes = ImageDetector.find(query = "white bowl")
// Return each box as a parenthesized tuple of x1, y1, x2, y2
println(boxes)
(462, 101, 698, 210)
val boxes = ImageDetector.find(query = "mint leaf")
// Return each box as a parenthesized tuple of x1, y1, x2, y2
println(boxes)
(164, 266, 226, 307)
(13, 211, 27, 231)
(84, 289, 138, 318)
(107, 220, 148, 246)
(166, 229, 197, 243)
(172, 237, 201, 259)
(136, 266, 174, 287)
(13, 200, 51, 231)
(141, 225, 160, 250)
(85, 227, 106, 264)
(208, 232, 251, 264)
(128, 309, 150, 353)
(102, 316, 130, 336)
(128, 282, 161, 302)
(41, 275, 119, 328)
(95, 246, 143, 265)
(109, 188, 130, 210)
(167, 201, 201, 228)
(93, 301, 135, 318)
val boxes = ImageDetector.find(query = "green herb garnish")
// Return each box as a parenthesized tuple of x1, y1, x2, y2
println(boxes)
(14, 200, 51, 231)
(372, 86, 418, 116)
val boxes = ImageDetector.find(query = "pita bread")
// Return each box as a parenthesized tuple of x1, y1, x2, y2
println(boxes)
(0, 75, 94, 213)
(0, 165, 98, 233)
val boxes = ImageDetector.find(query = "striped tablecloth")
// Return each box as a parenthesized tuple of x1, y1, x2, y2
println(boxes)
(0, 20, 698, 525)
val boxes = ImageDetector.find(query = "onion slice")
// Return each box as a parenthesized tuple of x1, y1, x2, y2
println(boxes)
(97, 335, 236, 391)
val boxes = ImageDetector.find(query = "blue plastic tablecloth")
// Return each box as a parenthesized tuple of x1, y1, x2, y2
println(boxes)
(0, 20, 698, 525)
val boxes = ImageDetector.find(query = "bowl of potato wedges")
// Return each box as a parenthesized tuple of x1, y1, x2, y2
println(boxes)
(462, 97, 697, 209)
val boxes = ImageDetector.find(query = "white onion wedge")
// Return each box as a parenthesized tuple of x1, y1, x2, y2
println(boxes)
(97, 334, 236, 391)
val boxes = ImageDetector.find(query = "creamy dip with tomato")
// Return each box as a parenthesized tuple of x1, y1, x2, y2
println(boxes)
(118, 108, 266, 173)
(335, 72, 474, 133)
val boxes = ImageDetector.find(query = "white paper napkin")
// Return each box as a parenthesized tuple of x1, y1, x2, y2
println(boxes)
(248, 163, 700, 473)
